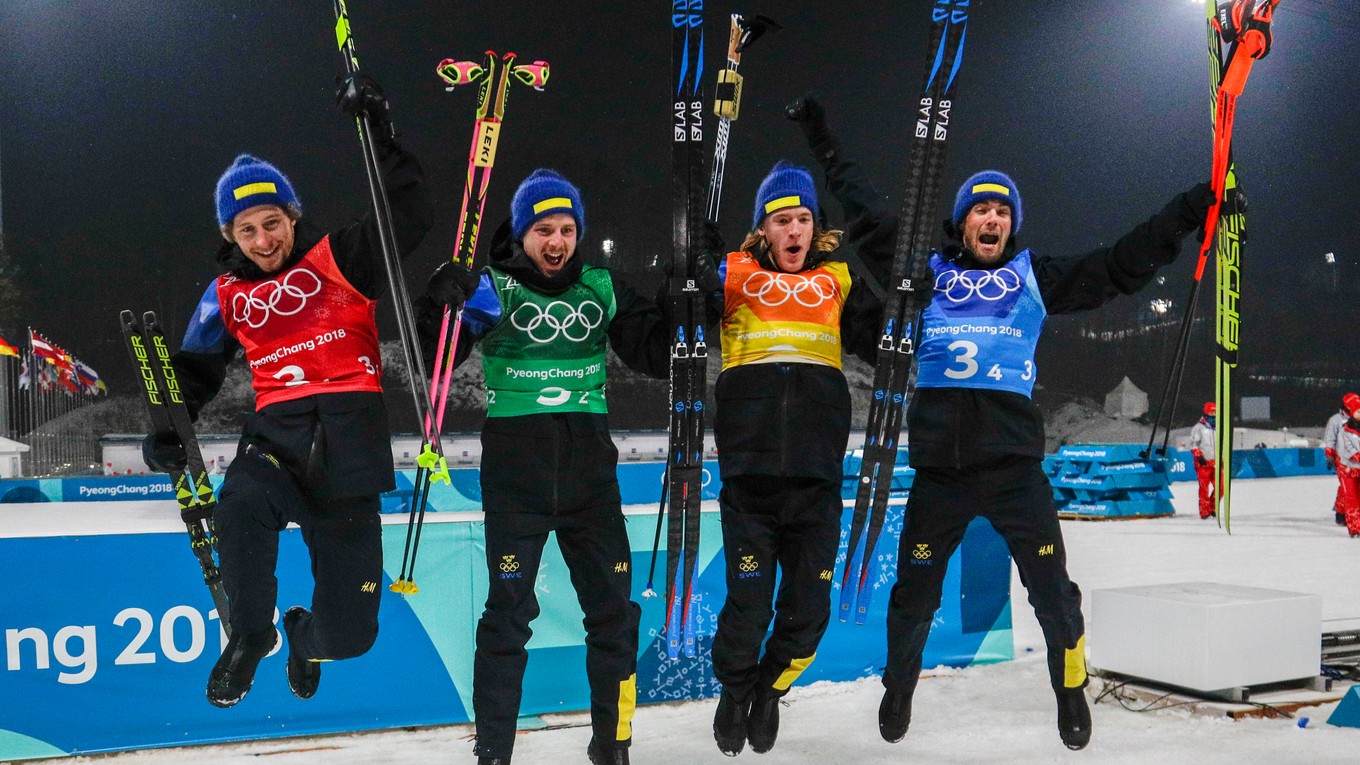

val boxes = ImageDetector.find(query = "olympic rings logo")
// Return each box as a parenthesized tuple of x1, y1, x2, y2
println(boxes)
(509, 300, 605, 343)
(741, 271, 837, 307)
(231, 268, 323, 328)
(935, 267, 1022, 303)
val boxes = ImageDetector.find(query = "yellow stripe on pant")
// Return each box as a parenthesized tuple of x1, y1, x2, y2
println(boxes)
(772, 654, 816, 692)
(1064, 635, 1088, 688)
(615, 674, 637, 741)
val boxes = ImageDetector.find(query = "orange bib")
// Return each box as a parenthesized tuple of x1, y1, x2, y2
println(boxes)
(720, 252, 851, 371)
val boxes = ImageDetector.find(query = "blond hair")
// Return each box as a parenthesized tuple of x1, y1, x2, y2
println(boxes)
(739, 227, 843, 258)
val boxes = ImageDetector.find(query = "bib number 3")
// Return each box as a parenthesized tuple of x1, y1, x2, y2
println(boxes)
(943, 340, 979, 380)
(942, 341, 1034, 382)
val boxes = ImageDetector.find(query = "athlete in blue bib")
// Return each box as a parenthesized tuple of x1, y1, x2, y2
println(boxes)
(890, 170, 1212, 753)
(789, 97, 1217, 754)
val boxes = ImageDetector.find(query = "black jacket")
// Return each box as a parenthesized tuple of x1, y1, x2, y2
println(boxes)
(416, 220, 672, 514)
(172, 140, 433, 499)
(824, 152, 1213, 468)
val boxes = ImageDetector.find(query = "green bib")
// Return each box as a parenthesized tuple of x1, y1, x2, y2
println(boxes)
(480, 265, 617, 417)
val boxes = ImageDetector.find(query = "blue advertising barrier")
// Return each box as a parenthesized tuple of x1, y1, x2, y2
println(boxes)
(0, 447, 1333, 507)
(1158, 446, 1333, 483)
(1049, 444, 1175, 518)
(0, 498, 1010, 760)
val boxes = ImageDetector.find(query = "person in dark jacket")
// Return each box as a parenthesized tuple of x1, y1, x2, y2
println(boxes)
(787, 95, 1216, 752)
(141, 73, 432, 708)
(415, 169, 670, 765)
(704, 160, 887, 757)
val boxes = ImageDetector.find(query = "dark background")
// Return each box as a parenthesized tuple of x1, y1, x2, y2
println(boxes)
(1, 0, 1356, 429)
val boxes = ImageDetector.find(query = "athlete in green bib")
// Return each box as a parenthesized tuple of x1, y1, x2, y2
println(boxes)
(415, 169, 670, 765)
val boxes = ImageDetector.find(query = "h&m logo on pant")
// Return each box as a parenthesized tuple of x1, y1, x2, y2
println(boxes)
(360, 581, 378, 593)
(1038, 544, 1054, 557)
(614, 561, 629, 573)
(818, 569, 832, 582)
(499, 554, 523, 579)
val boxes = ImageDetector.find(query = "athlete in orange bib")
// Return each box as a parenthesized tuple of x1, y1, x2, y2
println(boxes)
(706, 161, 890, 756)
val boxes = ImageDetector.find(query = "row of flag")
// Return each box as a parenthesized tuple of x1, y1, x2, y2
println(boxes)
(0, 329, 107, 395)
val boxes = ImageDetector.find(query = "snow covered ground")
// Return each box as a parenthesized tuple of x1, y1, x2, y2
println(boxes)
(61, 475, 1360, 764)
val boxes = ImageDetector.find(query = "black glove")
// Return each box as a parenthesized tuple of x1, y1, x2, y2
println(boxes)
(786, 94, 840, 166)
(335, 71, 390, 121)
(693, 249, 724, 297)
(699, 218, 726, 259)
(1188, 181, 1248, 243)
(142, 432, 187, 473)
(1326, 458, 1336, 471)
(1184, 181, 1215, 223)
(903, 265, 936, 308)
(425, 261, 480, 309)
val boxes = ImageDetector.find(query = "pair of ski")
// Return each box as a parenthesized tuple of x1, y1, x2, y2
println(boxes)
(1144, 0, 1281, 533)
(648, 8, 779, 660)
(839, 0, 972, 625)
(120, 310, 232, 637)
(388, 49, 550, 595)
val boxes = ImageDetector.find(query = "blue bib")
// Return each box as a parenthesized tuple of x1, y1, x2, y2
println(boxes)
(915, 249, 1046, 397)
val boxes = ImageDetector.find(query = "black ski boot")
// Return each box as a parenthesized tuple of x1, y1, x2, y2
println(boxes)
(1336, 511, 1346, 526)
(206, 628, 278, 708)
(586, 737, 629, 765)
(283, 606, 321, 700)
(746, 689, 782, 754)
(477, 758, 510, 765)
(879, 674, 919, 743)
(713, 688, 752, 756)
(1055, 687, 1092, 751)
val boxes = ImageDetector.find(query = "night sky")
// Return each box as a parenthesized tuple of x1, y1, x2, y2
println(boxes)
(0, 0, 1356, 400)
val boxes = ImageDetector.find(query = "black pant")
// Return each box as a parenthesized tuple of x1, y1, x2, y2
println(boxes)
(884, 457, 1085, 693)
(711, 475, 842, 699)
(472, 505, 640, 757)
(215, 446, 382, 659)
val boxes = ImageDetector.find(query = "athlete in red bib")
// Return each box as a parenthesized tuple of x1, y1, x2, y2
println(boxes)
(140, 73, 432, 709)
(216, 238, 382, 410)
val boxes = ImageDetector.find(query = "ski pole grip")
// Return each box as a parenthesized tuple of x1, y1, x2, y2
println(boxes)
(511, 61, 551, 90)
(437, 59, 486, 88)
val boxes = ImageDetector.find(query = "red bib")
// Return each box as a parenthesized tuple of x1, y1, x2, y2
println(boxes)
(218, 237, 382, 410)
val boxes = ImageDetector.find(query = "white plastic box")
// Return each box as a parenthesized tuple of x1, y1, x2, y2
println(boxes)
(1089, 581, 1321, 693)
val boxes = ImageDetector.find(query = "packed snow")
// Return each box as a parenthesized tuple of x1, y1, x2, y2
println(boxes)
(60, 475, 1360, 764)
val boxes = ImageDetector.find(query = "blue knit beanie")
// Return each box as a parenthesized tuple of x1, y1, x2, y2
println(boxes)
(952, 170, 1021, 234)
(511, 169, 586, 241)
(752, 161, 819, 229)
(215, 154, 300, 228)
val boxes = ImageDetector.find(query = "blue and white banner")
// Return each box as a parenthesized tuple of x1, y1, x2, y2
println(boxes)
(0, 504, 1009, 760)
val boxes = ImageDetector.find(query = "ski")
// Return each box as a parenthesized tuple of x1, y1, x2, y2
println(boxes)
(639, 8, 777, 634)
(1207, 0, 1240, 531)
(1206, 0, 1280, 531)
(120, 310, 232, 635)
(842, 0, 971, 625)
(663, 0, 706, 660)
